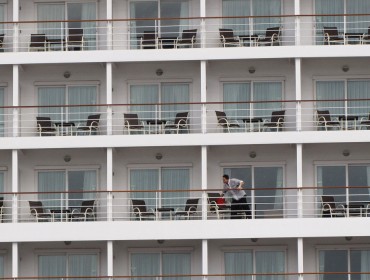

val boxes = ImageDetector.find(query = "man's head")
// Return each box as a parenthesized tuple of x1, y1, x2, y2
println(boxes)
(222, 174, 229, 184)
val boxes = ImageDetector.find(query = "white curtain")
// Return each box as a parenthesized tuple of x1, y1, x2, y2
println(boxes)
(131, 253, 160, 280)
(347, 0, 370, 33)
(69, 254, 98, 280)
(224, 251, 253, 280)
(179, 1, 189, 33)
(316, 81, 345, 116)
(223, 83, 251, 120)
(0, 5, 4, 34)
(222, 0, 251, 35)
(162, 253, 191, 280)
(255, 251, 285, 280)
(130, 169, 159, 209)
(39, 255, 66, 280)
(274, 168, 284, 210)
(38, 171, 65, 208)
(68, 170, 97, 207)
(0, 255, 3, 277)
(347, 80, 370, 116)
(68, 86, 97, 124)
(0, 172, 3, 194)
(367, 167, 370, 197)
(37, 4, 65, 39)
(253, 82, 282, 118)
(360, 251, 370, 280)
(130, 85, 159, 120)
(38, 87, 66, 122)
(0, 88, 4, 137)
(161, 83, 189, 120)
(253, 0, 281, 34)
(161, 168, 190, 208)
(80, 3, 97, 50)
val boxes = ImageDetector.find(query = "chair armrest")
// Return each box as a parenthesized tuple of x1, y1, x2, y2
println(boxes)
(72, 208, 80, 214)
(322, 203, 333, 212)
(332, 117, 339, 122)
(337, 204, 345, 211)
(360, 116, 368, 121)
(133, 206, 141, 215)
(220, 35, 226, 44)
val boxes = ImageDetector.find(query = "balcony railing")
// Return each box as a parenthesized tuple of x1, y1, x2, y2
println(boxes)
(0, 14, 370, 52)
(1, 186, 369, 223)
(1, 99, 370, 137)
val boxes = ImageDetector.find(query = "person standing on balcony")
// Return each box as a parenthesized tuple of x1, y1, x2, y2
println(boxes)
(222, 174, 251, 219)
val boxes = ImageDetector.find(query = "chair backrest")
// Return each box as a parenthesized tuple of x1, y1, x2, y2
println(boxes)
(182, 29, 197, 39)
(29, 201, 46, 215)
(124, 113, 140, 126)
(270, 110, 285, 123)
(132, 199, 147, 213)
(265, 27, 281, 38)
(323, 27, 339, 36)
(317, 110, 331, 122)
(30, 34, 46, 46)
(143, 31, 156, 41)
(215, 111, 228, 125)
(0, 197, 3, 207)
(80, 200, 95, 212)
(68, 28, 83, 42)
(0, 34, 4, 47)
(321, 196, 336, 209)
(184, 198, 199, 212)
(174, 112, 189, 125)
(86, 114, 101, 127)
(36, 116, 53, 128)
(219, 28, 235, 40)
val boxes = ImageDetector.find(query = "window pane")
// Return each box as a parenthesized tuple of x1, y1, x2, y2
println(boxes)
(37, 4, 65, 39)
(255, 251, 285, 280)
(254, 167, 284, 217)
(0, 88, 4, 137)
(317, 166, 346, 204)
(347, 80, 370, 116)
(38, 87, 66, 122)
(38, 171, 66, 208)
(253, 82, 282, 118)
(316, 81, 345, 116)
(162, 253, 191, 280)
(131, 253, 160, 280)
(319, 250, 348, 280)
(0, 172, 3, 194)
(222, 0, 251, 35)
(160, 0, 189, 37)
(350, 250, 370, 280)
(130, 169, 159, 209)
(348, 166, 370, 203)
(39, 255, 66, 280)
(161, 168, 189, 208)
(225, 251, 253, 280)
(0, 5, 4, 33)
(223, 167, 252, 199)
(161, 83, 189, 120)
(0, 255, 3, 277)
(253, 0, 281, 33)
(223, 83, 251, 120)
(130, 85, 159, 120)
(347, 0, 370, 33)
(68, 86, 98, 124)
(68, 170, 97, 207)
(68, 254, 98, 280)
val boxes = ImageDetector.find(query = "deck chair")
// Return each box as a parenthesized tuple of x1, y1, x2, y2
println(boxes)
(124, 113, 145, 134)
(316, 110, 340, 131)
(164, 112, 189, 134)
(321, 196, 346, 218)
(262, 110, 285, 132)
(175, 29, 197, 48)
(71, 200, 96, 221)
(0, 197, 3, 222)
(174, 198, 199, 220)
(131, 199, 156, 221)
(219, 28, 241, 47)
(140, 31, 157, 49)
(29, 201, 52, 222)
(208, 193, 230, 219)
(66, 28, 84, 51)
(29, 34, 48, 51)
(360, 113, 370, 129)
(0, 34, 4, 52)
(323, 27, 344, 45)
(76, 114, 101, 135)
(257, 27, 281, 46)
(362, 27, 370, 44)
(36, 116, 57, 136)
(215, 111, 240, 133)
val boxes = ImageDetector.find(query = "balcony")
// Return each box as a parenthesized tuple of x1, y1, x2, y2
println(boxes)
(1, 186, 369, 223)
(0, 14, 370, 53)
(0, 100, 369, 137)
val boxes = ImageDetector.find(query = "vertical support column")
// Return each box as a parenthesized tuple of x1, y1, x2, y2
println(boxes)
(107, 148, 113, 222)
(201, 146, 207, 220)
(106, 63, 113, 136)
(297, 238, 304, 280)
(107, 241, 114, 279)
(296, 144, 303, 218)
(201, 61, 207, 134)
(12, 242, 18, 279)
(13, 65, 19, 137)
(106, 0, 113, 50)
(202, 239, 208, 280)
(12, 150, 18, 223)
(295, 58, 302, 132)
(294, 0, 301, 46)
(13, 0, 19, 52)
(200, 0, 206, 48)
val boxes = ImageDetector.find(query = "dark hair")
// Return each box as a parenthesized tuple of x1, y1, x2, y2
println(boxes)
(223, 174, 229, 180)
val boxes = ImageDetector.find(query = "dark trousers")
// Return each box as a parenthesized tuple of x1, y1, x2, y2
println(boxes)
(230, 196, 251, 219)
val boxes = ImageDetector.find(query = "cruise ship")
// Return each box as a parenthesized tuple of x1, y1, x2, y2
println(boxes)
(1, 0, 370, 279)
